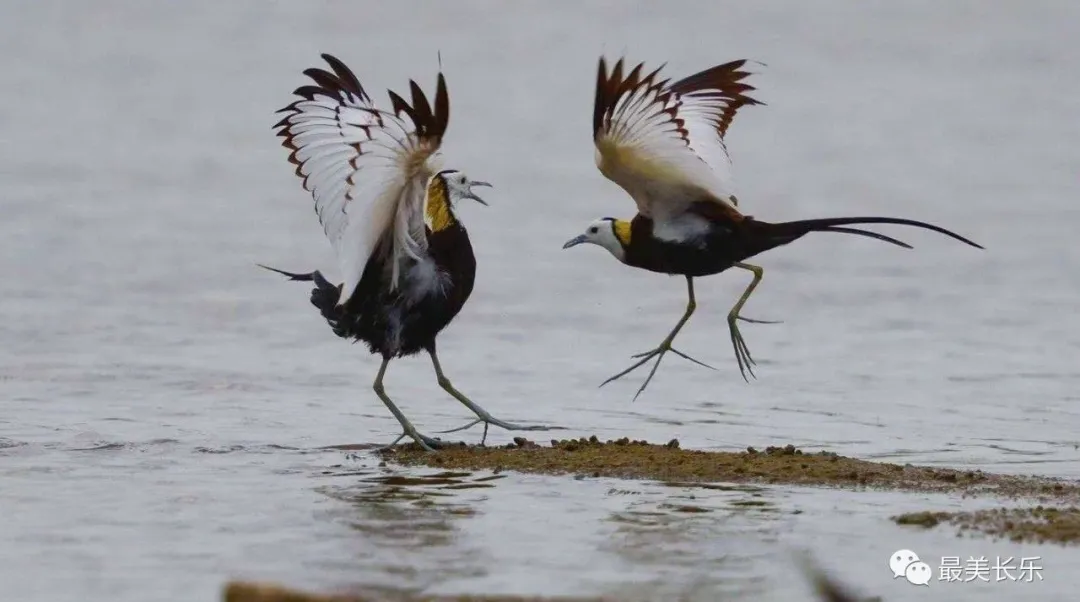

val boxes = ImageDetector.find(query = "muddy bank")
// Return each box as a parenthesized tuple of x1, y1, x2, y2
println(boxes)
(222, 556, 877, 602)
(223, 581, 606, 602)
(893, 505, 1080, 545)
(378, 437, 1080, 501)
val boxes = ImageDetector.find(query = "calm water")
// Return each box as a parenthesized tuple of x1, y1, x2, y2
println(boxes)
(3, 1, 1080, 601)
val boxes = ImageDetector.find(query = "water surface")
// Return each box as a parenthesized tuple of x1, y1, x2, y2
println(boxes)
(2, 1, 1079, 601)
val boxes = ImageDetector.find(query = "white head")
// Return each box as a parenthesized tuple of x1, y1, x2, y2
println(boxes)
(426, 169, 492, 232)
(436, 169, 491, 206)
(562, 217, 630, 262)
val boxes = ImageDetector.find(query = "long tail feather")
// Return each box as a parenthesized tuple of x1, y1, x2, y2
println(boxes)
(775, 216, 984, 249)
(817, 226, 913, 249)
(260, 264, 351, 338)
(257, 264, 316, 281)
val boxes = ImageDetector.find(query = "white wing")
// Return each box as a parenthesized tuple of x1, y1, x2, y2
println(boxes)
(592, 57, 762, 225)
(275, 54, 449, 305)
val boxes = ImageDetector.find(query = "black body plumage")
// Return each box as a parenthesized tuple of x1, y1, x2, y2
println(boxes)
(622, 208, 982, 278)
(329, 222, 473, 359)
(263, 187, 476, 360)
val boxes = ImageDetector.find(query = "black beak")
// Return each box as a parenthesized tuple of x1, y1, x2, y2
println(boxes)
(562, 234, 587, 249)
(466, 181, 492, 205)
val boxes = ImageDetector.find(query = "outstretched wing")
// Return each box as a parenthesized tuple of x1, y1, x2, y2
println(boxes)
(592, 56, 762, 226)
(274, 53, 449, 305)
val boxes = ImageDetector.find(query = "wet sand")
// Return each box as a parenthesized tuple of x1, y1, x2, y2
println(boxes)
(377, 437, 1080, 550)
(379, 437, 1080, 501)
(893, 506, 1080, 545)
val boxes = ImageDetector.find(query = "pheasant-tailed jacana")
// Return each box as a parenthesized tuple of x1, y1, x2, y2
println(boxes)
(563, 56, 984, 399)
(262, 54, 541, 449)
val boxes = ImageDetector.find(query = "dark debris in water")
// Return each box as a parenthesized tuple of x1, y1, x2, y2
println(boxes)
(196, 444, 246, 454)
(223, 581, 611, 601)
(729, 499, 772, 508)
(892, 510, 951, 528)
(796, 552, 884, 602)
(69, 442, 129, 451)
(893, 505, 1080, 545)
(379, 436, 1080, 501)
(657, 502, 711, 514)
(222, 555, 884, 601)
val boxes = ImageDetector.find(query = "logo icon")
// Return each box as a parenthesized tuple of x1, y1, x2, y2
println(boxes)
(906, 561, 932, 586)
(890, 549, 930, 586)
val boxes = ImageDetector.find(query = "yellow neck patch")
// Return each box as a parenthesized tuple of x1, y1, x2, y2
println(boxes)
(612, 219, 632, 247)
(424, 177, 455, 232)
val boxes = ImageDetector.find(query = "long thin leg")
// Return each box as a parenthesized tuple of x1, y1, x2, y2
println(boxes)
(371, 357, 445, 452)
(600, 276, 714, 401)
(428, 346, 553, 445)
(728, 262, 767, 382)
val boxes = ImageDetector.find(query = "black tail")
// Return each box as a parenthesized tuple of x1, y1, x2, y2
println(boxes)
(767, 216, 984, 250)
(259, 264, 349, 337)
(257, 264, 316, 281)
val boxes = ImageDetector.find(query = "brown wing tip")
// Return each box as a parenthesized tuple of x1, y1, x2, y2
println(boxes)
(319, 53, 369, 102)
(387, 71, 449, 144)
(285, 54, 370, 105)
(434, 71, 450, 138)
(667, 57, 766, 137)
(669, 58, 763, 101)
(593, 57, 609, 138)
(594, 54, 673, 141)
(273, 54, 373, 190)
(274, 53, 369, 134)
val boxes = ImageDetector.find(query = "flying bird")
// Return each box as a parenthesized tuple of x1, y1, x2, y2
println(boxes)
(262, 53, 539, 449)
(563, 56, 983, 399)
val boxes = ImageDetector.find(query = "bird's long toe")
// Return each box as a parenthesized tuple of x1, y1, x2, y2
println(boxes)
(377, 429, 450, 452)
(629, 348, 664, 360)
(736, 315, 783, 325)
(416, 433, 447, 450)
(438, 415, 560, 447)
(667, 347, 716, 370)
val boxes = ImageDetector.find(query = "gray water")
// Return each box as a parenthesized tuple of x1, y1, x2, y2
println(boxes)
(2, 1, 1079, 601)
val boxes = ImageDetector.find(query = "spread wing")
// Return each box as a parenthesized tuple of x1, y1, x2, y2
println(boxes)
(274, 53, 449, 305)
(592, 56, 762, 225)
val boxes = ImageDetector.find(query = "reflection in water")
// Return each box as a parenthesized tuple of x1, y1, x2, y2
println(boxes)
(315, 467, 505, 594)
(300, 460, 1069, 601)
(599, 481, 789, 601)
(313, 465, 815, 601)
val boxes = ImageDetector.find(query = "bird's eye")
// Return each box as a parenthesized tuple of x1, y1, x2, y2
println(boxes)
(588, 226, 599, 234)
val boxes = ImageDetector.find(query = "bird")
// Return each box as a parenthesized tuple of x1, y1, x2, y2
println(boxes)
(563, 55, 984, 399)
(262, 53, 541, 450)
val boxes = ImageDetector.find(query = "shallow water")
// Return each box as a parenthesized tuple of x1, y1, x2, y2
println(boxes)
(2, 1, 1080, 601)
